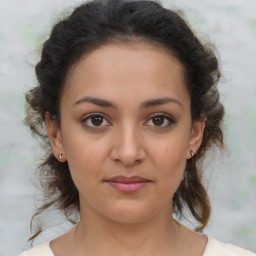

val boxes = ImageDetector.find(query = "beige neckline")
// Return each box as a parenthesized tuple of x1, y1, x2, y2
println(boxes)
(43, 235, 212, 256)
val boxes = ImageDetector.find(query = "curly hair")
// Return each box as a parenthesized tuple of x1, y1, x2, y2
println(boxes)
(24, 0, 224, 241)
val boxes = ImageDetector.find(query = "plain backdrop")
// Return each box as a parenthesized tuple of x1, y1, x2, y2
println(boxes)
(0, 0, 255, 255)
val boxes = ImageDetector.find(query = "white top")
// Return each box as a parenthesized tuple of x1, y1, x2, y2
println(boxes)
(18, 236, 255, 256)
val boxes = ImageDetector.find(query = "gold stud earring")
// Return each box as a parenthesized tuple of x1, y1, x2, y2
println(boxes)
(190, 150, 194, 158)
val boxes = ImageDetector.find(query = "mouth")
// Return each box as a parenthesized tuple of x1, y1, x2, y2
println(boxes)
(104, 175, 151, 194)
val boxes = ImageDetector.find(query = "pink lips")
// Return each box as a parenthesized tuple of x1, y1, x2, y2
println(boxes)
(104, 175, 151, 193)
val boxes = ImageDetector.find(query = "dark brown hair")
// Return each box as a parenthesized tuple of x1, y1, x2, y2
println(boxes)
(24, 0, 224, 241)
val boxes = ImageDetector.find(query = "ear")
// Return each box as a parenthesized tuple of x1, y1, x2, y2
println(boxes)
(186, 117, 206, 159)
(45, 112, 66, 162)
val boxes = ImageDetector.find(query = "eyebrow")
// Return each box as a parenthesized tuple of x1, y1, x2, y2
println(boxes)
(74, 97, 118, 108)
(73, 96, 183, 110)
(140, 97, 183, 110)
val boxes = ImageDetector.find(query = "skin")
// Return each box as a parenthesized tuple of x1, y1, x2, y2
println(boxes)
(45, 42, 208, 256)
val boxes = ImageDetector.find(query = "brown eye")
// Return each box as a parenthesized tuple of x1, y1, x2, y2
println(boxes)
(145, 114, 176, 128)
(152, 116, 164, 126)
(91, 116, 103, 126)
(82, 113, 110, 128)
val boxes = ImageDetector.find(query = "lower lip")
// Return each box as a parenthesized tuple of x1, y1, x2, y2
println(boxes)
(105, 181, 150, 193)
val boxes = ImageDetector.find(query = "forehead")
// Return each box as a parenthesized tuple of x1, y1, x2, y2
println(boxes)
(62, 41, 189, 107)
(66, 41, 184, 83)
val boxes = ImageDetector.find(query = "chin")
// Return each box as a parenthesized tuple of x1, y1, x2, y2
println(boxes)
(103, 201, 156, 225)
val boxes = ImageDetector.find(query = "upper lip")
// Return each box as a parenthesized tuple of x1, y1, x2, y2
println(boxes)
(104, 175, 150, 183)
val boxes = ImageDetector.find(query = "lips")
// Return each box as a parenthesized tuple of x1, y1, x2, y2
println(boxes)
(104, 175, 151, 193)
(105, 175, 150, 183)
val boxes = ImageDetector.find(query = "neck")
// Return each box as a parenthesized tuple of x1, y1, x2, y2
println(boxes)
(74, 206, 181, 256)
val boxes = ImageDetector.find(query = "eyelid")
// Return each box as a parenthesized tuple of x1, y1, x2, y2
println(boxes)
(144, 112, 176, 128)
(81, 112, 111, 129)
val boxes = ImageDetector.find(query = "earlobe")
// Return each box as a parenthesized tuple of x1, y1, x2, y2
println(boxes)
(45, 112, 66, 162)
(187, 119, 206, 159)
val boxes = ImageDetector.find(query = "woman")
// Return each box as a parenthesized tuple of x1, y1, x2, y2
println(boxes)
(19, 0, 255, 255)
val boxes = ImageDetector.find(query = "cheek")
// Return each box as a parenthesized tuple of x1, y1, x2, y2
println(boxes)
(151, 136, 188, 194)
(158, 145, 186, 178)
(153, 133, 188, 166)
(63, 134, 109, 185)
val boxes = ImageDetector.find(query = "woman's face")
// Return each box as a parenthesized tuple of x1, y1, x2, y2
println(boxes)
(47, 42, 205, 224)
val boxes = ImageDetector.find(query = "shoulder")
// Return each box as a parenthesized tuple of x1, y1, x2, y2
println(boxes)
(18, 242, 54, 256)
(204, 236, 255, 256)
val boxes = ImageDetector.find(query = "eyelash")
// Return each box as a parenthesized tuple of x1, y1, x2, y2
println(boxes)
(81, 113, 111, 129)
(81, 112, 176, 129)
(145, 113, 176, 128)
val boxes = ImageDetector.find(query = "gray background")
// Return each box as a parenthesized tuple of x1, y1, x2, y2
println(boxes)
(0, 0, 255, 255)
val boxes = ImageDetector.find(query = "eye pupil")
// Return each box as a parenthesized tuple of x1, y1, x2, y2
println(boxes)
(153, 116, 164, 126)
(91, 116, 103, 126)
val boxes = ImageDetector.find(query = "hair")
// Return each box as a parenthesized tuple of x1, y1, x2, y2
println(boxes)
(24, 0, 224, 241)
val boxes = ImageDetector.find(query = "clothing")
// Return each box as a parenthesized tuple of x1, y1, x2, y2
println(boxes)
(18, 236, 255, 256)
(18, 242, 54, 256)
(203, 237, 255, 256)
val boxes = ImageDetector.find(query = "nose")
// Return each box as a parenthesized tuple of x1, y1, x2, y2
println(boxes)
(110, 123, 146, 167)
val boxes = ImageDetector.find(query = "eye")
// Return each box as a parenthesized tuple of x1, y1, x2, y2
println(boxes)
(81, 113, 111, 128)
(145, 113, 176, 128)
